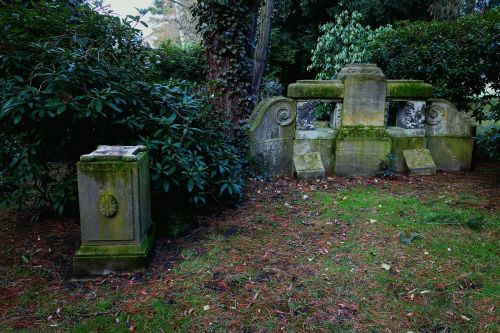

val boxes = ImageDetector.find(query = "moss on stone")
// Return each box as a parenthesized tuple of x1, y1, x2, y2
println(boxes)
(336, 126, 391, 141)
(287, 82, 344, 99)
(386, 80, 433, 99)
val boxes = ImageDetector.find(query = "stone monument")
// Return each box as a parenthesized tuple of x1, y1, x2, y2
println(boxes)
(73, 145, 154, 276)
(247, 63, 475, 178)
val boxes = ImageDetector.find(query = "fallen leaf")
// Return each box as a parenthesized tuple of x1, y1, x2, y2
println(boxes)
(381, 263, 391, 270)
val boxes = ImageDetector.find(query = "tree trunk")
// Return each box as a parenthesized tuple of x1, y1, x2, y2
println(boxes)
(251, 0, 274, 106)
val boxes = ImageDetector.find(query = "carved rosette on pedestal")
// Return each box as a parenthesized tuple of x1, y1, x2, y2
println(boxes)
(74, 145, 154, 277)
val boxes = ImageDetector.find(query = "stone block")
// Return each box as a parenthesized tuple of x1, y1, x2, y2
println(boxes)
(334, 127, 391, 176)
(426, 137, 473, 171)
(294, 128, 337, 172)
(403, 149, 436, 176)
(293, 152, 325, 180)
(248, 97, 296, 176)
(338, 64, 386, 127)
(74, 145, 154, 276)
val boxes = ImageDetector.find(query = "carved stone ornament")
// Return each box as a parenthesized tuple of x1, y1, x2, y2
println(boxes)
(425, 105, 442, 125)
(99, 193, 118, 218)
(275, 106, 294, 126)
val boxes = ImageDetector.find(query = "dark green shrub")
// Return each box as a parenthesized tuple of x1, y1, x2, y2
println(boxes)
(0, 0, 242, 216)
(155, 40, 207, 82)
(370, 9, 499, 114)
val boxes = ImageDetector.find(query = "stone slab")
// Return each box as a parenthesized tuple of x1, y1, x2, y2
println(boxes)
(386, 80, 433, 99)
(80, 145, 147, 162)
(293, 152, 325, 180)
(403, 149, 436, 176)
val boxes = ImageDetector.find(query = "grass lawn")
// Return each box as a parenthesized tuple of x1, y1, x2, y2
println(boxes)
(0, 162, 498, 332)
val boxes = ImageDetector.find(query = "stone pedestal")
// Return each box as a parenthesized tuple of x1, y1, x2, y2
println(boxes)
(334, 64, 391, 176)
(74, 145, 154, 276)
(334, 127, 391, 176)
(339, 64, 386, 126)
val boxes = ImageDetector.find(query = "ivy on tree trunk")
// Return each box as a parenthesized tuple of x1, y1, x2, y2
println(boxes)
(193, 0, 274, 136)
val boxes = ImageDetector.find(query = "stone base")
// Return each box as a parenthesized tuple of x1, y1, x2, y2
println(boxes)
(73, 225, 155, 277)
(426, 137, 473, 171)
(403, 149, 436, 176)
(387, 127, 427, 172)
(293, 128, 336, 172)
(293, 152, 326, 180)
(334, 127, 391, 176)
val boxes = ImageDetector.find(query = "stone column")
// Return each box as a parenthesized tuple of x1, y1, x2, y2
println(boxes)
(73, 145, 154, 276)
(333, 64, 391, 176)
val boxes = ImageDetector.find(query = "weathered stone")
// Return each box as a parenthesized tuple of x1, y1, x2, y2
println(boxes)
(395, 101, 426, 129)
(426, 137, 474, 171)
(329, 102, 342, 130)
(296, 101, 318, 130)
(424, 99, 475, 171)
(339, 64, 386, 126)
(293, 152, 325, 180)
(425, 99, 475, 137)
(74, 145, 154, 276)
(248, 97, 297, 176)
(403, 149, 436, 175)
(287, 80, 344, 99)
(386, 80, 433, 99)
(386, 127, 427, 171)
(294, 128, 336, 172)
(334, 127, 391, 176)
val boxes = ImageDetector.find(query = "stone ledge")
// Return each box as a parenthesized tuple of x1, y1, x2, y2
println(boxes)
(287, 82, 344, 99)
(387, 80, 433, 99)
(386, 126, 425, 137)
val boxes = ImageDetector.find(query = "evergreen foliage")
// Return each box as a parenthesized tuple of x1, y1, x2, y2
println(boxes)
(0, 0, 243, 215)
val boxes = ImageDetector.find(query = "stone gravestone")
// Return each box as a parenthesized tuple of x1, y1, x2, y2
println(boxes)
(293, 152, 325, 180)
(73, 145, 154, 276)
(403, 148, 436, 175)
(248, 97, 297, 176)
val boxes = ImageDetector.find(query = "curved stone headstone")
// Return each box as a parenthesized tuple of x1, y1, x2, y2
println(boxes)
(248, 97, 297, 176)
